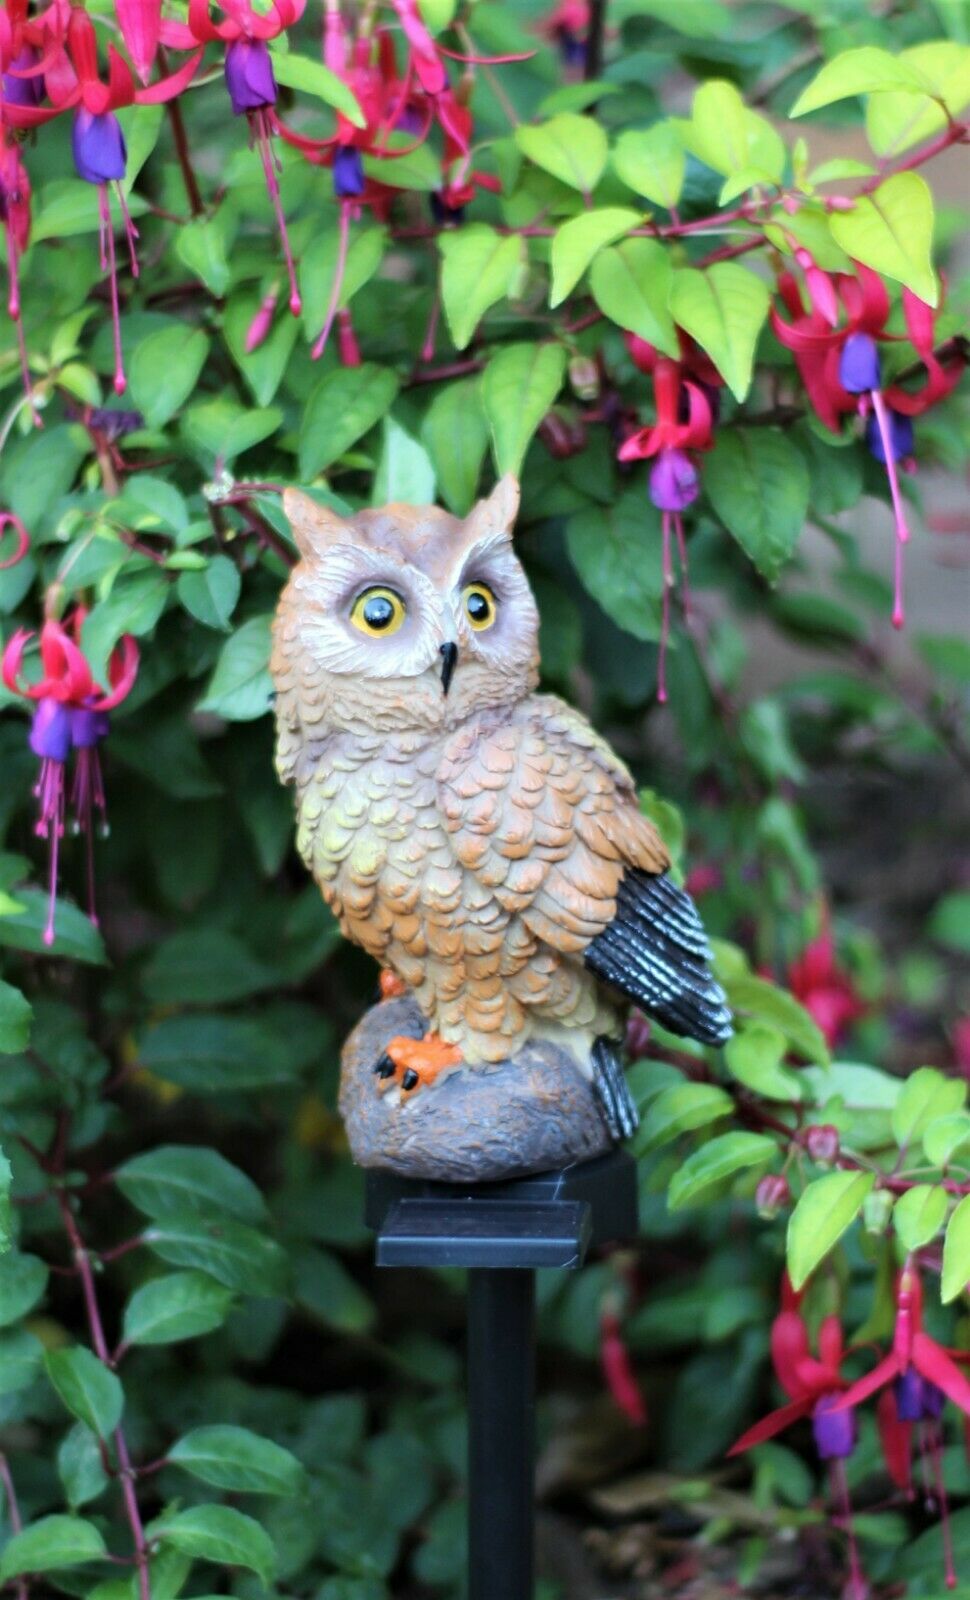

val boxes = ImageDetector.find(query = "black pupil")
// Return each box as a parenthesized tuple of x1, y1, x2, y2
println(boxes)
(363, 594, 395, 630)
(467, 591, 491, 623)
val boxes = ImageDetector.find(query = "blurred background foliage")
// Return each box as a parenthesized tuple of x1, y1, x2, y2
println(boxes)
(0, 0, 968, 1595)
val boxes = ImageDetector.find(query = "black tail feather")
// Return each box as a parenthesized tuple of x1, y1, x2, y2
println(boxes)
(591, 1036, 639, 1141)
(585, 870, 732, 1047)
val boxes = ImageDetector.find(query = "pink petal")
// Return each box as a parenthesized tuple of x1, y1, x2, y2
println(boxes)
(115, 0, 161, 84)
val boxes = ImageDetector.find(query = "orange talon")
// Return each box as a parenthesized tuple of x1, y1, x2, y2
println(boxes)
(376, 1032, 463, 1097)
(379, 970, 408, 1000)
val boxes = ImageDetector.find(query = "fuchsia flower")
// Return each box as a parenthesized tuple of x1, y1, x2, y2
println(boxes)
(772, 260, 964, 628)
(0, 132, 35, 414)
(162, 0, 304, 321)
(538, 0, 590, 74)
(617, 339, 716, 703)
(599, 1304, 647, 1427)
(2, 8, 203, 396)
(788, 924, 865, 1048)
(833, 1267, 970, 1591)
(2, 612, 138, 944)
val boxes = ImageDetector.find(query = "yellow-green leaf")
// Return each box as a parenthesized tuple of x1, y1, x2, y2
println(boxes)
(613, 122, 685, 209)
(549, 208, 640, 307)
(439, 225, 523, 349)
(791, 46, 930, 117)
(892, 1066, 966, 1147)
(481, 342, 566, 476)
(787, 1171, 874, 1290)
(589, 238, 677, 354)
(829, 173, 938, 306)
(942, 1194, 970, 1303)
(516, 114, 608, 194)
(893, 1184, 948, 1253)
(667, 1132, 775, 1210)
(668, 263, 769, 400)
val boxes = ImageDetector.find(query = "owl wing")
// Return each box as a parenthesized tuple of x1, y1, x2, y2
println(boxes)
(437, 696, 731, 1046)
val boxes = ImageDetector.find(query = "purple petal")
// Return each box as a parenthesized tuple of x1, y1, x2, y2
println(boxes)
(839, 331, 880, 394)
(70, 708, 110, 749)
(29, 698, 72, 763)
(2, 46, 44, 109)
(648, 447, 699, 512)
(811, 1393, 857, 1460)
(332, 145, 365, 199)
(894, 1368, 944, 1423)
(72, 109, 127, 186)
(865, 408, 914, 464)
(224, 39, 277, 115)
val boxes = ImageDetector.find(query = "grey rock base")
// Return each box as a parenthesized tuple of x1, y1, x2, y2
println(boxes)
(339, 997, 614, 1182)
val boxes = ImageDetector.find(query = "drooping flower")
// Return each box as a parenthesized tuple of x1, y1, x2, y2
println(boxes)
(538, 0, 590, 75)
(164, 0, 303, 320)
(730, 1281, 867, 1598)
(772, 262, 965, 629)
(788, 922, 864, 1049)
(833, 1267, 970, 1590)
(0, 129, 37, 418)
(2, 614, 138, 943)
(599, 1302, 647, 1426)
(2, 8, 202, 396)
(617, 341, 715, 703)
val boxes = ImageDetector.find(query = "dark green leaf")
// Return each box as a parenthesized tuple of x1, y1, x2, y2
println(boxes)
(116, 1145, 267, 1223)
(45, 1347, 124, 1439)
(122, 1271, 234, 1347)
(704, 431, 809, 581)
(169, 1425, 305, 1495)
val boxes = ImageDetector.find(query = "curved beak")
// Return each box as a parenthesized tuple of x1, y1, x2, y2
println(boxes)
(439, 641, 458, 695)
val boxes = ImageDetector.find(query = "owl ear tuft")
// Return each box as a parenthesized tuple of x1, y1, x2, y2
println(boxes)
(465, 474, 520, 544)
(283, 488, 350, 558)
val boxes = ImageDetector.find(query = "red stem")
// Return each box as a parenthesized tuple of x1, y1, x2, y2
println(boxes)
(0, 1455, 28, 1600)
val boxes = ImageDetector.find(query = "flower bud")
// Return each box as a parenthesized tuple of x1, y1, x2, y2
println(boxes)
(245, 289, 280, 354)
(568, 354, 599, 401)
(805, 1124, 840, 1166)
(755, 1173, 790, 1219)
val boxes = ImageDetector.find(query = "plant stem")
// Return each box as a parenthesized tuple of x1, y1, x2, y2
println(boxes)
(55, 1191, 152, 1600)
(0, 1455, 28, 1600)
(160, 50, 205, 219)
(584, 0, 607, 81)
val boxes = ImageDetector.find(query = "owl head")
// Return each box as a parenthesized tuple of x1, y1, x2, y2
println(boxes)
(271, 476, 539, 777)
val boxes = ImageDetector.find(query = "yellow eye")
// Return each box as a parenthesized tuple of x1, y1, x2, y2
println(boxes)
(350, 587, 406, 637)
(462, 582, 497, 632)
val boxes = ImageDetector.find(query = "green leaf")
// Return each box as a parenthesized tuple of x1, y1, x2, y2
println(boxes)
(516, 114, 608, 193)
(704, 430, 810, 581)
(141, 930, 274, 1006)
(929, 891, 970, 954)
(668, 264, 770, 400)
(175, 217, 232, 297)
(0, 979, 31, 1053)
(82, 570, 170, 684)
(634, 1082, 734, 1154)
(589, 238, 677, 354)
(668, 1132, 775, 1210)
(866, 43, 970, 156)
(269, 48, 365, 125)
(294, 1246, 376, 1332)
(0, 1329, 43, 1394)
(135, 1013, 299, 1092)
(0, 1251, 47, 1325)
(481, 342, 566, 476)
(198, 615, 273, 722)
(182, 398, 283, 464)
(176, 555, 241, 632)
(924, 1113, 970, 1168)
(152, 1505, 276, 1585)
(123, 1271, 234, 1347)
(725, 1024, 804, 1102)
(372, 417, 436, 505)
(893, 1185, 948, 1252)
(420, 379, 489, 516)
(612, 122, 685, 209)
(0, 890, 107, 964)
(0, 1516, 106, 1580)
(169, 1425, 306, 1496)
(566, 494, 662, 641)
(549, 208, 640, 308)
(31, 181, 148, 243)
(223, 295, 300, 407)
(45, 1347, 124, 1439)
(683, 79, 784, 182)
(299, 364, 400, 480)
(299, 226, 387, 344)
(439, 225, 522, 349)
(145, 1213, 289, 1295)
(724, 973, 829, 1066)
(892, 1066, 966, 1147)
(791, 46, 935, 116)
(116, 1145, 267, 1224)
(58, 1424, 109, 1510)
(129, 326, 210, 430)
(830, 173, 937, 306)
(787, 1171, 875, 1290)
(943, 1195, 970, 1302)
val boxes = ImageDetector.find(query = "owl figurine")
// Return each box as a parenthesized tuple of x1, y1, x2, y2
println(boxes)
(271, 476, 731, 1142)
